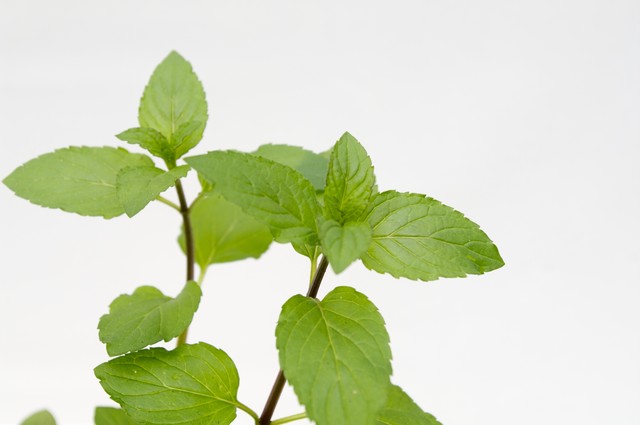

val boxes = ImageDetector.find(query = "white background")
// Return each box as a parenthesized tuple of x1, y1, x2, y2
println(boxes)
(1, 1, 638, 424)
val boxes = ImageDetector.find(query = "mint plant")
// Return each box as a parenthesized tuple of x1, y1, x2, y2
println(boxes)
(5, 51, 504, 425)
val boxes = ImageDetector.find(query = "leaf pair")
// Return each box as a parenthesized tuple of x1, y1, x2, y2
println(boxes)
(4, 52, 207, 219)
(117, 51, 208, 166)
(187, 132, 504, 280)
(276, 285, 441, 425)
(185, 132, 374, 273)
(3, 145, 190, 219)
(94, 287, 441, 425)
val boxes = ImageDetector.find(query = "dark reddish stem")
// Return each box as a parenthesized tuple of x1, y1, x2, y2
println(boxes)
(258, 256, 329, 424)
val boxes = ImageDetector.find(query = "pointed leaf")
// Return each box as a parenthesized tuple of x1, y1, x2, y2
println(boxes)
(186, 151, 321, 245)
(376, 385, 442, 425)
(173, 120, 205, 158)
(319, 219, 372, 273)
(116, 127, 174, 163)
(276, 286, 392, 425)
(361, 190, 504, 281)
(138, 51, 207, 158)
(178, 192, 273, 268)
(20, 410, 56, 425)
(324, 132, 376, 223)
(253, 144, 329, 191)
(95, 343, 239, 425)
(95, 407, 139, 425)
(116, 165, 189, 217)
(98, 281, 201, 356)
(3, 146, 153, 218)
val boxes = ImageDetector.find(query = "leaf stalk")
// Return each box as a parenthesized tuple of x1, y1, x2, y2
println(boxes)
(156, 195, 181, 212)
(271, 412, 307, 425)
(258, 255, 329, 425)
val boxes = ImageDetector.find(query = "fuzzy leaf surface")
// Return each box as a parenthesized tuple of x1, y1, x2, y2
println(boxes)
(319, 219, 372, 273)
(178, 192, 273, 268)
(253, 144, 329, 191)
(95, 407, 138, 425)
(324, 132, 376, 223)
(276, 286, 392, 425)
(186, 151, 321, 245)
(361, 190, 504, 281)
(98, 281, 201, 356)
(94, 343, 239, 425)
(3, 146, 153, 218)
(20, 410, 56, 425)
(116, 165, 189, 217)
(116, 127, 174, 163)
(376, 385, 442, 425)
(138, 51, 207, 158)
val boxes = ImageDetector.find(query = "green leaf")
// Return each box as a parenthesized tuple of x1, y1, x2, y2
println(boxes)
(138, 51, 207, 158)
(178, 192, 273, 269)
(20, 410, 56, 425)
(173, 120, 204, 159)
(324, 132, 376, 223)
(291, 242, 320, 260)
(319, 147, 333, 160)
(98, 281, 202, 356)
(95, 343, 239, 425)
(95, 407, 139, 425)
(116, 127, 174, 163)
(376, 385, 442, 425)
(276, 286, 392, 425)
(3, 146, 153, 218)
(319, 219, 372, 273)
(253, 144, 329, 191)
(116, 165, 189, 217)
(186, 151, 321, 245)
(361, 190, 504, 281)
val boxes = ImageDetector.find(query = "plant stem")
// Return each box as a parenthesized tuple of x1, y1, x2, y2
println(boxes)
(258, 255, 329, 425)
(305, 255, 328, 299)
(175, 179, 194, 347)
(259, 370, 286, 425)
(235, 400, 261, 424)
(156, 195, 181, 212)
(271, 412, 307, 425)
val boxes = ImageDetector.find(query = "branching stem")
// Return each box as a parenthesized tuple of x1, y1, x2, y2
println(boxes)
(258, 255, 329, 425)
